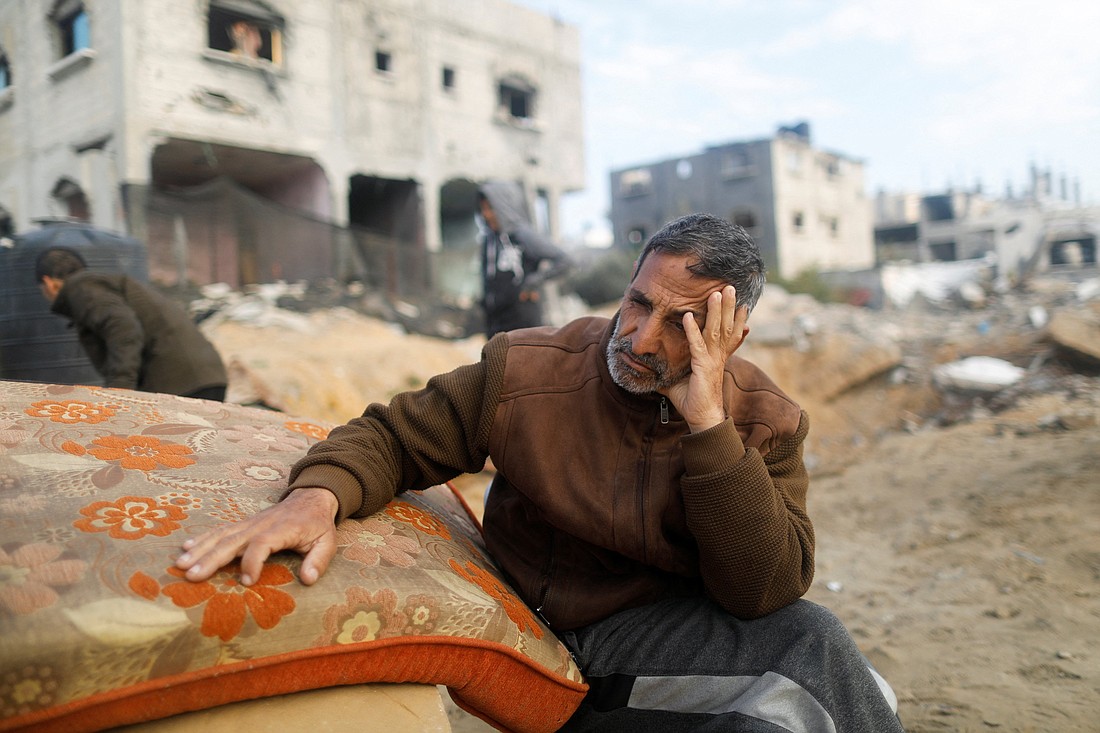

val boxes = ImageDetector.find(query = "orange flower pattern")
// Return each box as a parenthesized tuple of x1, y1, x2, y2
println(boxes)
(320, 586, 406, 645)
(85, 435, 196, 471)
(284, 421, 330, 440)
(74, 496, 188, 540)
(385, 501, 452, 540)
(0, 543, 86, 615)
(2, 382, 583, 729)
(161, 562, 296, 642)
(449, 559, 543, 639)
(25, 399, 116, 424)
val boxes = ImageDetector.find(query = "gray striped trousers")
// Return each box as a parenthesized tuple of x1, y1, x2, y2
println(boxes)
(557, 597, 903, 732)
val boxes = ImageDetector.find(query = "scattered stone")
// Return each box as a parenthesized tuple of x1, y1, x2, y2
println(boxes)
(1046, 305, 1100, 365)
(984, 606, 1020, 619)
(933, 356, 1025, 393)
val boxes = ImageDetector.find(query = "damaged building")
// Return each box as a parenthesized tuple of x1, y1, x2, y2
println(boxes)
(0, 0, 585, 301)
(873, 165, 1100, 282)
(607, 122, 875, 281)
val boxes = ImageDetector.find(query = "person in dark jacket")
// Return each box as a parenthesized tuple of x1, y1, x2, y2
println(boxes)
(35, 247, 228, 401)
(478, 180, 571, 338)
(175, 214, 902, 731)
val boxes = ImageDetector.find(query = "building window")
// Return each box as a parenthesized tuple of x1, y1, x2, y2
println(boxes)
(731, 209, 759, 238)
(929, 241, 957, 261)
(821, 214, 839, 237)
(791, 211, 805, 233)
(375, 51, 392, 73)
(0, 51, 11, 90)
(52, 0, 90, 58)
(619, 169, 652, 197)
(821, 157, 841, 178)
(208, 2, 283, 65)
(498, 78, 535, 122)
(721, 149, 754, 179)
(442, 66, 455, 89)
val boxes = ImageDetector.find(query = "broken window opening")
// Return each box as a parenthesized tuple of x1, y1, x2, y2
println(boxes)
(375, 51, 392, 73)
(929, 241, 957, 261)
(442, 66, 455, 89)
(922, 195, 954, 222)
(498, 79, 535, 121)
(619, 169, 652, 197)
(52, 0, 90, 58)
(731, 208, 758, 237)
(207, 3, 282, 65)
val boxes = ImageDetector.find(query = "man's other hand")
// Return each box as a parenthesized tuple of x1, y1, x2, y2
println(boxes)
(175, 487, 340, 586)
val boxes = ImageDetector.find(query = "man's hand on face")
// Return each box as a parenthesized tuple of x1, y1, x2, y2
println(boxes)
(660, 285, 749, 433)
(175, 487, 340, 586)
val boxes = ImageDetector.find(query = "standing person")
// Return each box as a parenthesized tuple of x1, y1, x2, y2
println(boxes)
(478, 180, 571, 338)
(35, 247, 228, 401)
(176, 213, 903, 731)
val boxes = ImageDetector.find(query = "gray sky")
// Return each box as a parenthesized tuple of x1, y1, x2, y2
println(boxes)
(511, 0, 1100, 241)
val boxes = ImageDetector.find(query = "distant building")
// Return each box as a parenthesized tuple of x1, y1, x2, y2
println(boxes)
(0, 0, 584, 295)
(608, 123, 874, 281)
(874, 164, 1099, 281)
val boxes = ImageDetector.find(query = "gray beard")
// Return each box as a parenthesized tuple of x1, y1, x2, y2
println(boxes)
(605, 329, 690, 394)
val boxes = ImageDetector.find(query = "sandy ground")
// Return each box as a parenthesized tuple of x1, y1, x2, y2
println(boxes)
(204, 295, 1100, 733)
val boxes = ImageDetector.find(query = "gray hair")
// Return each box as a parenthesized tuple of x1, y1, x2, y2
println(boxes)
(634, 213, 766, 313)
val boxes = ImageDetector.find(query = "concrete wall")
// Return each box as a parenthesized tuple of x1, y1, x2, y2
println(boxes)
(0, 0, 128, 231)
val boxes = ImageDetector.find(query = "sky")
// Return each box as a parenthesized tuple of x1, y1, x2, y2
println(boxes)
(510, 0, 1100, 243)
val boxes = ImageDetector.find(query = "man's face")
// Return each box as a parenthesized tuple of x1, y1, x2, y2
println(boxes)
(479, 199, 500, 233)
(39, 277, 63, 304)
(606, 253, 724, 394)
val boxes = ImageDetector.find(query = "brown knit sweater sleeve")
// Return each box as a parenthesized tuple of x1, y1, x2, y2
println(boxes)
(678, 410, 814, 619)
(287, 335, 509, 522)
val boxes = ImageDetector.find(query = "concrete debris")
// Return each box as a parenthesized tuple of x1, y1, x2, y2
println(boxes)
(1076, 277, 1100, 302)
(163, 267, 1100, 442)
(932, 356, 1025, 393)
(1045, 303, 1100, 365)
(880, 257, 995, 308)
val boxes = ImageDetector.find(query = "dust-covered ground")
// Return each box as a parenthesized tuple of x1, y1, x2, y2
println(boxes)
(201, 279, 1100, 732)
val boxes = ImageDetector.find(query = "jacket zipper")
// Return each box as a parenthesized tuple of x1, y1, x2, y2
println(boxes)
(535, 531, 556, 624)
(634, 399, 667, 563)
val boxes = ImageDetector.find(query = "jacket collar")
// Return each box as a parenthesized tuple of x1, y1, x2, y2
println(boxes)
(597, 312, 681, 420)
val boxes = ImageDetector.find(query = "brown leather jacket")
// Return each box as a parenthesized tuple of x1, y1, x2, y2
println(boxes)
(290, 316, 813, 631)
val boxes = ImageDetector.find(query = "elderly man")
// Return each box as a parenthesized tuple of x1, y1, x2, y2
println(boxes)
(177, 213, 902, 731)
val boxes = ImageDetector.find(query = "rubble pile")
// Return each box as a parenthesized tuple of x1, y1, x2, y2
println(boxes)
(172, 272, 1100, 471)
